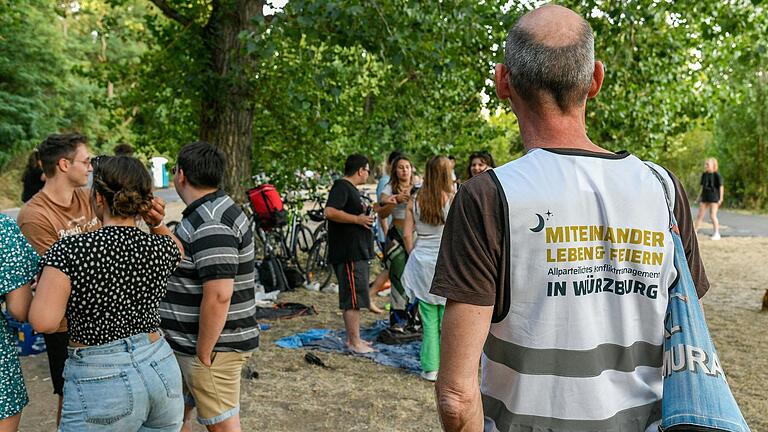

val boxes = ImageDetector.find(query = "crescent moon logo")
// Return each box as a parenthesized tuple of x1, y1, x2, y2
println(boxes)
(530, 214, 545, 232)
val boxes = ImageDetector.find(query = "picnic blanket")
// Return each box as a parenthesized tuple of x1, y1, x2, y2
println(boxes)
(275, 320, 421, 374)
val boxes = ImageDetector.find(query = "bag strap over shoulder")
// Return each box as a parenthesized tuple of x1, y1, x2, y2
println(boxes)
(644, 163, 675, 231)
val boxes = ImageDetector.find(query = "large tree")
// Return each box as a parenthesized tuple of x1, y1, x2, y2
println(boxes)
(146, 0, 263, 198)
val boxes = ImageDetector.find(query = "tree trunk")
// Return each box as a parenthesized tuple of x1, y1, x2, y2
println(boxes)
(200, 0, 264, 201)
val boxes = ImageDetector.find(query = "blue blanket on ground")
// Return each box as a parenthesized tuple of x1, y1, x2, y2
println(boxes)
(275, 320, 421, 374)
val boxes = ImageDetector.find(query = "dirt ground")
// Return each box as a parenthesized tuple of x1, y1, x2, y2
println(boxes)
(17, 235, 768, 431)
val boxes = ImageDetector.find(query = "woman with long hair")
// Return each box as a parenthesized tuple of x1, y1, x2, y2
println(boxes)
(402, 156, 454, 381)
(694, 157, 724, 240)
(29, 156, 185, 431)
(0, 214, 37, 432)
(466, 151, 496, 179)
(376, 155, 416, 328)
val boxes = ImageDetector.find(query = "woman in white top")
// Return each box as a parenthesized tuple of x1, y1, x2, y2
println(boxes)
(402, 156, 454, 381)
(376, 155, 416, 328)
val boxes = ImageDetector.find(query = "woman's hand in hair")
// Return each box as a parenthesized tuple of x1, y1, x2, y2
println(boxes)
(142, 196, 166, 228)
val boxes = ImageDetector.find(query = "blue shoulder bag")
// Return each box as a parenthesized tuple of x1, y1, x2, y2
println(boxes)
(648, 165, 751, 432)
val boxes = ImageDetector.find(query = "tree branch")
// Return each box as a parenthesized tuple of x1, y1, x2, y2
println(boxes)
(149, 0, 193, 27)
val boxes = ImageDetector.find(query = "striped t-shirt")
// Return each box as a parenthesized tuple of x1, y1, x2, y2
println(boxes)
(160, 190, 259, 355)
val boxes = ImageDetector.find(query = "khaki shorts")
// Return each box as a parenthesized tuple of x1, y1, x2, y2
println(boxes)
(175, 351, 253, 425)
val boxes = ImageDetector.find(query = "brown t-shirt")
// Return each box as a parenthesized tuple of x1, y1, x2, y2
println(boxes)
(17, 188, 100, 256)
(431, 153, 709, 320)
(17, 187, 100, 332)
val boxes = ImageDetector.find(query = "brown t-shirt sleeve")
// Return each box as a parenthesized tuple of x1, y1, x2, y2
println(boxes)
(430, 173, 505, 307)
(667, 169, 710, 298)
(17, 207, 57, 255)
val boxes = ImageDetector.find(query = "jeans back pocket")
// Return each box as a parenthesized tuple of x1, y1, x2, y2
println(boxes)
(74, 371, 134, 425)
(150, 351, 183, 399)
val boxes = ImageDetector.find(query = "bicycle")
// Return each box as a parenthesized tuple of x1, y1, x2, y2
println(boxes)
(305, 212, 333, 291)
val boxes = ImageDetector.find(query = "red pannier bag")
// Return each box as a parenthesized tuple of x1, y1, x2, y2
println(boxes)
(247, 184, 287, 230)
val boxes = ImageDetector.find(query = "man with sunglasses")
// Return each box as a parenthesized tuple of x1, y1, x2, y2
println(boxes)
(16, 133, 101, 425)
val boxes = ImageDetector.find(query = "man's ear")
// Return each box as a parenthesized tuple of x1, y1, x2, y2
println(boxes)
(495, 63, 513, 101)
(587, 61, 604, 99)
(57, 158, 70, 174)
(176, 168, 185, 186)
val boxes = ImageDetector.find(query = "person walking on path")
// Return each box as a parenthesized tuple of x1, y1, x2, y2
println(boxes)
(401, 156, 454, 382)
(0, 214, 37, 432)
(377, 154, 417, 330)
(159, 141, 260, 432)
(29, 155, 184, 431)
(16, 133, 100, 425)
(431, 5, 709, 431)
(694, 157, 725, 240)
(325, 154, 378, 353)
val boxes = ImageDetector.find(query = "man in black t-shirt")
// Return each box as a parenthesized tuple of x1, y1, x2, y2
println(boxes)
(325, 154, 380, 353)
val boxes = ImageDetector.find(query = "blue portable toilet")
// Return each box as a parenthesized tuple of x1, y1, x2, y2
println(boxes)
(151, 157, 169, 188)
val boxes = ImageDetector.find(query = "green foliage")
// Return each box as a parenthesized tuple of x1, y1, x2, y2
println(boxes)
(258, 0, 515, 184)
(0, 0, 152, 171)
(0, 1, 98, 166)
(713, 75, 768, 209)
(655, 125, 714, 199)
(553, 0, 767, 160)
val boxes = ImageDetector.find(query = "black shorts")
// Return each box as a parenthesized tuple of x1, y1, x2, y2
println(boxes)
(334, 260, 370, 310)
(42, 332, 68, 395)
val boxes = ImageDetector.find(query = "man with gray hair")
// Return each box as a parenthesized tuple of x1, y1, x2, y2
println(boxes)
(431, 5, 708, 431)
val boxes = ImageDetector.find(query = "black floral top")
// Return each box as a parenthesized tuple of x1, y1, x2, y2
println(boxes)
(42, 226, 180, 346)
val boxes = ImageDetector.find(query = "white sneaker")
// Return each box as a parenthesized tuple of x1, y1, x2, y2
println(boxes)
(377, 288, 391, 297)
(711, 233, 721, 240)
(420, 371, 438, 382)
(321, 283, 339, 294)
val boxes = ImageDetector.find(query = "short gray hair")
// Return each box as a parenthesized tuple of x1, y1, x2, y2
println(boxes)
(504, 19, 594, 111)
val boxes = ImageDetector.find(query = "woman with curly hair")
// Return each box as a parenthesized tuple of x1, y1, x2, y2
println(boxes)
(30, 156, 185, 432)
(466, 151, 496, 179)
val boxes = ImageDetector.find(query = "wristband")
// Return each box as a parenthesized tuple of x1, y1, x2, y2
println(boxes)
(148, 221, 164, 229)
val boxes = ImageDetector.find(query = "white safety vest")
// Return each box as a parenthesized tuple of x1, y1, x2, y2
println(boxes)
(483, 149, 677, 432)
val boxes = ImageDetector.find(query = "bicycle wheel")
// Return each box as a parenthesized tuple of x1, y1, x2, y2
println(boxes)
(305, 235, 333, 291)
(295, 224, 314, 253)
(312, 221, 327, 240)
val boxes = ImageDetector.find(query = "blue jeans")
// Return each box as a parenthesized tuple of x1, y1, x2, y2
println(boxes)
(60, 334, 183, 431)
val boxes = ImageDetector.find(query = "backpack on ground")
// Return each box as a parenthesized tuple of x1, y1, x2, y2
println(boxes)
(283, 266, 305, 289)
(258, 256, 290, 293)
(379, 301, 422, 345)
(247, 184, 287, 229)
